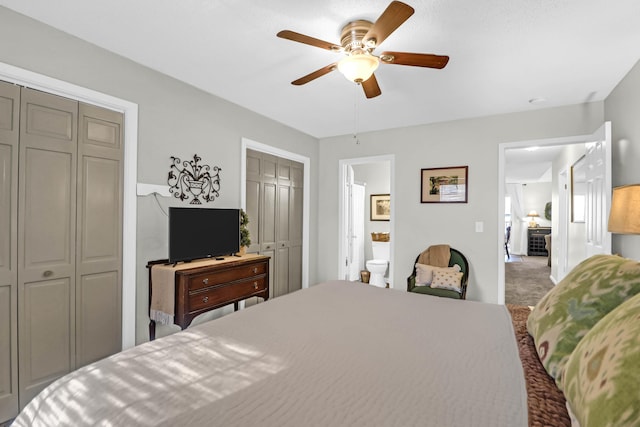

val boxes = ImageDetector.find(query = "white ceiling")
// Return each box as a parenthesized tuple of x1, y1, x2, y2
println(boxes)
(1, 0, 639, 141)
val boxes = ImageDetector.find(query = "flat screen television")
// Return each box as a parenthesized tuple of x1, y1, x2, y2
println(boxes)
(168, 207, 240, 263)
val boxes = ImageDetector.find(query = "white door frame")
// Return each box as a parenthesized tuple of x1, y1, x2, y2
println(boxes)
(240, 138, 311, 290)
(498, 132, 600, 304)
(0, 61, 139, 349)
(338, 155, 395, 287)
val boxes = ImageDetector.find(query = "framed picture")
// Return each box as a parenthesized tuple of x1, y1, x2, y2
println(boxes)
(370, 194, 390, 221)
(421, 166, 468, 203)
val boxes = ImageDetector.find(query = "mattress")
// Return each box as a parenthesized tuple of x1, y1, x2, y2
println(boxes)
(14, 281, 527, 426)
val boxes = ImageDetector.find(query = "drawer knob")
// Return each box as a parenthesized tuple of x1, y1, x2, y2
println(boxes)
(254, 281, 259, 290)
(202, 296, 209, 303)
(43, 270, 53, 278)
(202, 278, 209, 285)
(253, 267, 258, 274)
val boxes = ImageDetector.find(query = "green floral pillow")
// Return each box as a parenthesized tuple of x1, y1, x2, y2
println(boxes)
(526, 254, 640, 388)
(562, 293, 640, 427)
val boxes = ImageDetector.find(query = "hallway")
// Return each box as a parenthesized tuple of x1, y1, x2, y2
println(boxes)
(505, 256, 554, 306)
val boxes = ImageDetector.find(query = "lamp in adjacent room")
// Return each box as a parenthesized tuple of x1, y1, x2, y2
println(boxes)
(527, 210, 540, 228)
(608, 184, 640, 234)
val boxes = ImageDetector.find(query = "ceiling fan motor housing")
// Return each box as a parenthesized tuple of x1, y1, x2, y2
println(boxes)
(340, 20, 375, 53)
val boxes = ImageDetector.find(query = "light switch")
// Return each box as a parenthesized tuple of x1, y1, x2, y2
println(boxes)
(475, 221, 484, 233)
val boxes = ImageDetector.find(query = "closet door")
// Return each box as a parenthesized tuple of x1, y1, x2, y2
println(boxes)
(18, 88, 78, 404)
(288, 161, 303, 293)
(75, 103, 123, 367)
(0, 81, 19, 421)
(261, 154, 278, 298)
(245, 150, 304, 300)
(275, 160, 291, 297)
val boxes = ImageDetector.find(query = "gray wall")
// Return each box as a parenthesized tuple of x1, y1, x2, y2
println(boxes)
(0, 7, 319, 343)
(606, 59, 640, 260)
(318, 104, 605, 303)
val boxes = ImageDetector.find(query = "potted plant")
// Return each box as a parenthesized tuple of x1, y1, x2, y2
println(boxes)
(239, 209, 251, 256)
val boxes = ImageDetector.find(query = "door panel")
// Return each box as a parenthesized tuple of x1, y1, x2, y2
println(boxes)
(585, 122, 612, 257)
(0, 81, 19, 421)
(22, 148, 74, 271)
(76, 103, 123, 367)
(277, 185, 290, 244)
(20, 279, 72, 403)
(262, 183, 277, 249)
(77, 271, 120, 365)
(276, 247, 289, 297)
(18, 88, 77, 406)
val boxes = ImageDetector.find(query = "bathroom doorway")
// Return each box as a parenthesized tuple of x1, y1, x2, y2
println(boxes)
(338, 155, 395, 286)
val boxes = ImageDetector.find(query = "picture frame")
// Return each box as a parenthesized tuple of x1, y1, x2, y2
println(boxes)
(571, 155, 586, 223)
(370, 194, 390, 221)
(420, 166, 468, 203)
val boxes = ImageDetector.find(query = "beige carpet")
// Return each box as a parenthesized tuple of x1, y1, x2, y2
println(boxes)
(505, 256, 554, 306)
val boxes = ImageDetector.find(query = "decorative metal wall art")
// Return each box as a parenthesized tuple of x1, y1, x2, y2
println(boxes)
(168, 154, 221, 204)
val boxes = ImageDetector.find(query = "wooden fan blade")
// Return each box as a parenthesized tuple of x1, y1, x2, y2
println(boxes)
(277, 30, 343, 52)
(291, 63, 338, 85)
(363, 1, 414, 48)
(380, 51, 449, 69)
(361, 74, 382, 99)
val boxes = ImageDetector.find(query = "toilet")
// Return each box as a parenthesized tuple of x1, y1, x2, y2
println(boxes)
(366, 234, 390, 288)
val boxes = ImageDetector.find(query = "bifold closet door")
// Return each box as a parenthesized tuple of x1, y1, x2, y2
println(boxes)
(75, 103, 123, 367)
(245, 149, 303, 300)
(0, 81, 19, 421)
(18, 88, 78, 404)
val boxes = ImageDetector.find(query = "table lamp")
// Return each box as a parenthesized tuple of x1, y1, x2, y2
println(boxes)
(608, 184, 640, 234)
(527, 210, 540, 228)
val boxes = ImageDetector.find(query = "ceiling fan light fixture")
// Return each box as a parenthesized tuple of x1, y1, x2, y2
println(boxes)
(337, 53, 380, 83)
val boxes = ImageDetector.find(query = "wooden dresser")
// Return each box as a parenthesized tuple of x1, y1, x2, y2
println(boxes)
(147, 254, 270, 340)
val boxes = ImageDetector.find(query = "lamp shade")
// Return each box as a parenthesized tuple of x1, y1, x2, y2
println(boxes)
(527, 210, 539, 217)
(337, 53, 379, 83)
(608, 184, 640, 234)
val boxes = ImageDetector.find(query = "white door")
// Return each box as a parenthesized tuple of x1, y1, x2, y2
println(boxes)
(341, 165, 354, 280)
(557, 168, 570, 280)
(348, 184, 365, 281)
(584, 122, 612, 257)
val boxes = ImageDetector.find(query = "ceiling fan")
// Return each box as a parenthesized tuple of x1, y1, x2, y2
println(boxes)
(277, 1, 449, 99)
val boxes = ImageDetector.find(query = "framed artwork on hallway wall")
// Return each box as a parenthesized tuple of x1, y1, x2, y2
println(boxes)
(421, 166, 468, 203)
(370, 194, 390, 221)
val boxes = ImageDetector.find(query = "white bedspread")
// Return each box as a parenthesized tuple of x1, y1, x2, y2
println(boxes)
(14, 281, 527, 426)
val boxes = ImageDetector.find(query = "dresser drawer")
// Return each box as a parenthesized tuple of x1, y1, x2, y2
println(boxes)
(189, 277, 267, 312)
(186, 262, 267, 292)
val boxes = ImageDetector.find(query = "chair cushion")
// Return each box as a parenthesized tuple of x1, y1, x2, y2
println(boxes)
(414, 263, 461, 286)
(431, 270, 463, 292)
(526, 254, 640, 388)
(410, 285, 462, 299)
(562, 292, 640, 427)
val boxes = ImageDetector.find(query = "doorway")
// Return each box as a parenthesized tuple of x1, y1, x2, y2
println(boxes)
(498, 123, 612, 304)
(338, 155, 395, 287)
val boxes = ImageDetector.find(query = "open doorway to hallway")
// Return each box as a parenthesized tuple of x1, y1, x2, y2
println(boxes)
(498, 122, 612, 305)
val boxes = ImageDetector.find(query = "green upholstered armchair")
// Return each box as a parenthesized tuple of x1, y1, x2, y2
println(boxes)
(407, 247, 469, 299)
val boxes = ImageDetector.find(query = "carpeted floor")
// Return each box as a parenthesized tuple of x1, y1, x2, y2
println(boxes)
(505, 256, 554, 306)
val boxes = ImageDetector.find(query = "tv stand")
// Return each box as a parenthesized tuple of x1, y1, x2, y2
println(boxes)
(147, 254, 270, 340)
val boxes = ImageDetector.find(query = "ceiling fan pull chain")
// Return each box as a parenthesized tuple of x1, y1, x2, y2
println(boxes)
(353, 84, 360, 144)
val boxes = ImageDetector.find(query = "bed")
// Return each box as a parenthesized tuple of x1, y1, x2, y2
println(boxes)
(15, 281, 529, 426)
(14, 254, 640, 427)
